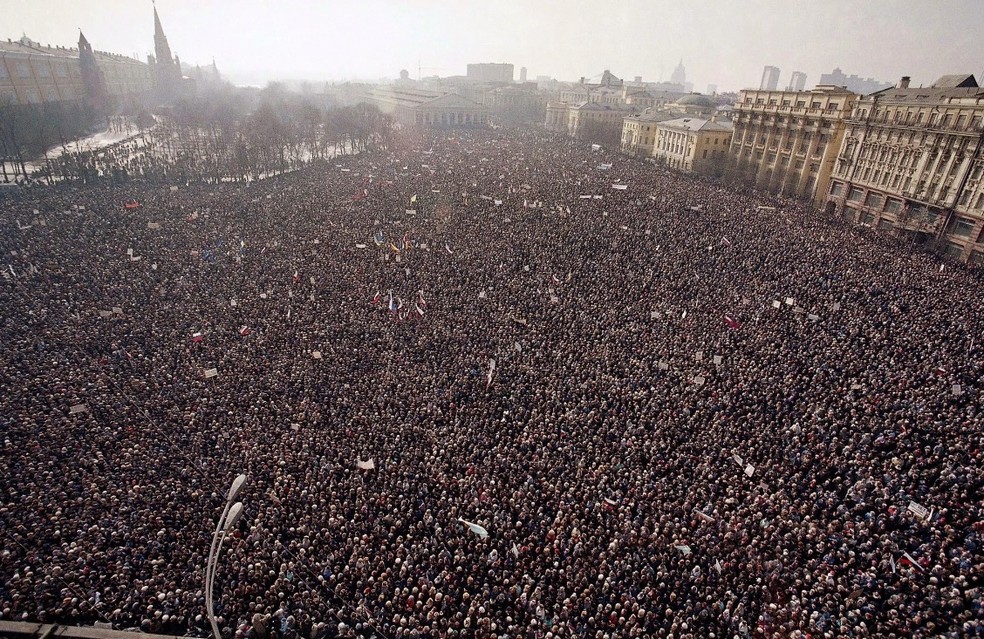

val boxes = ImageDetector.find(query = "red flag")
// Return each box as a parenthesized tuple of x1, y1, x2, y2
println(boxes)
(293, 270, 300, 282)
(724, 315, 742, 330)
(239, 325, 251, 336)
(191, 332, 203, 343)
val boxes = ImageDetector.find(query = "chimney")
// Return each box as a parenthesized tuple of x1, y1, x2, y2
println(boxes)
(580, 77, 585, 85)
(898, 76, 910, 89)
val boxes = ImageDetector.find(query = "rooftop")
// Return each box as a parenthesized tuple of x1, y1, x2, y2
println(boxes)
(659, 117, 733, 133)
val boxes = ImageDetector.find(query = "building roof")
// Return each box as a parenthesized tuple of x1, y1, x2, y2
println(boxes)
(367, 86, 483, 109)
(624, 110, 680, 123)
(0, 37, 147, 66)
(867, 76, 983, 103)
(658, 117, 733, 133)
(931, 74, 978, 89)
(572, 101, 631, 112)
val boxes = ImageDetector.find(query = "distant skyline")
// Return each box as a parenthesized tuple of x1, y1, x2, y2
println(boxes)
(3, 0, 983, 92)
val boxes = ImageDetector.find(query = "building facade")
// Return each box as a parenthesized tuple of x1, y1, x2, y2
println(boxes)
(620, 110, 680, 157)
(760, 66, 780, 91)
(653, 117, 733, 175)
(364, 87, 488, 128)
(729, 85, 858, 205)
(823, 74, 984, 262)
(0, 34, 152, 110)
(466, 63, 513, 84)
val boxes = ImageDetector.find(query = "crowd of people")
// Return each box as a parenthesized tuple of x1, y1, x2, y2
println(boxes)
(1, 127, 981, 639)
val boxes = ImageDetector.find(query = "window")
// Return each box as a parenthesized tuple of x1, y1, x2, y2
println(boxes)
(885, 199, 902, 213)
(848, 187, 864, 202)
(957, 115, 967, 129)
(973, 116, 983, 130)
(865, 193, 884, 208)
(811, 101, 821, 109)
(950, 217, 976, 237)
(781, 99, 790, 107)
(941, 114, 952, 127)
(796, 100, 805, 108)
(0, 64, 8, 80)
(36, 63, 49, 78)
(830, 182, 844, 197)
(16, 62, 30, 78)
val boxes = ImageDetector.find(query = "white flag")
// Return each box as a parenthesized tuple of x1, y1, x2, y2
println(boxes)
(458, 518, 489, 538)
(356, 458, 375, 470)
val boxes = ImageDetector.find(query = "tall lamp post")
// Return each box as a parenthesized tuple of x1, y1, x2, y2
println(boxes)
(206, 474, 247, 639)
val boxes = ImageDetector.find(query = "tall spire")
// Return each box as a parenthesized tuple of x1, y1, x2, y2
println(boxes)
(78, 30, 90, 51)
(153, 3, 173, 65)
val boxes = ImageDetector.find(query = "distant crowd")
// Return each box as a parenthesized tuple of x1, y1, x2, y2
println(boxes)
(1, 127, 981, 639)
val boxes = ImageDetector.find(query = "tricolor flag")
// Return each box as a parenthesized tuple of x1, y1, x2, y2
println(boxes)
(390, 242, 401, 253)
(552, 274, 561, 285)
(724, 315, 742, 330)
(371, 291, 382, 306)
(373, 229, 385, 246)
(510, 543, 520, 558)
(293, 270, 300, 282)
(445, 243, 453, 255)
(417, 290, 427, 307)
(415, 303, 425, 317)
(457, 518, 489, 538)
(192, 332, 203, 343)
(602, 497, 617, 511)
(388, 292, 396, 314)
(239, 325, 251, 336)
(720, 236, 732, 247)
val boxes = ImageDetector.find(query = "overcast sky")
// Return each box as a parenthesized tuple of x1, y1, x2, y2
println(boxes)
(3, 0, 983, 92)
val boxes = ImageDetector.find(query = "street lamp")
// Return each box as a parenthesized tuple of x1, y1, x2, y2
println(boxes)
(206, 474, 247, 639)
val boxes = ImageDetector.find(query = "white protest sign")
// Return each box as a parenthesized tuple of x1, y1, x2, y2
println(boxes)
(312, 351, 322, 360)
(148, 222, 161, 230)
(907, 501, 929, 520)
(356, 458, 375, 470)
(204, 368, 219, 378)
(69, 404, 88, 414)
(772, 300, 781, 308)
(674, 545, 692, 555)
(713, 355, 722, 365)
(693, 376, 705, 386)
(112, 307, 123, 315)
(658, 361, 669, 371)
(744, 464, 755, 477)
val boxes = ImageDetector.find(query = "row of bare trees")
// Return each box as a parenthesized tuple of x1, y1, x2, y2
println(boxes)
(2, 82, 395, 186)
(0, 99, 105, 184)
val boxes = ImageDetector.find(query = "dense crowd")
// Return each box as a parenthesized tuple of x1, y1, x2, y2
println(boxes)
(1, 127, 981, 639)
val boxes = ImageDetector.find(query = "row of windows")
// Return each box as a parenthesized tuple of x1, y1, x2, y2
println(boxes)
(859, 107, 984, 131)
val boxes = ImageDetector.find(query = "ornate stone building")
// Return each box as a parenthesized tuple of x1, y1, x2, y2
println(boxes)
(729, 85, 858, 205)
(653, 117, 733, 175)
(0, 34, 152, 111)
(364, 87, 488, 128)
(823, 74, 984, 262)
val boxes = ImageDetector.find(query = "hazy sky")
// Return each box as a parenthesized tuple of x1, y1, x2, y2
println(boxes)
(3, 0, 983, 92)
